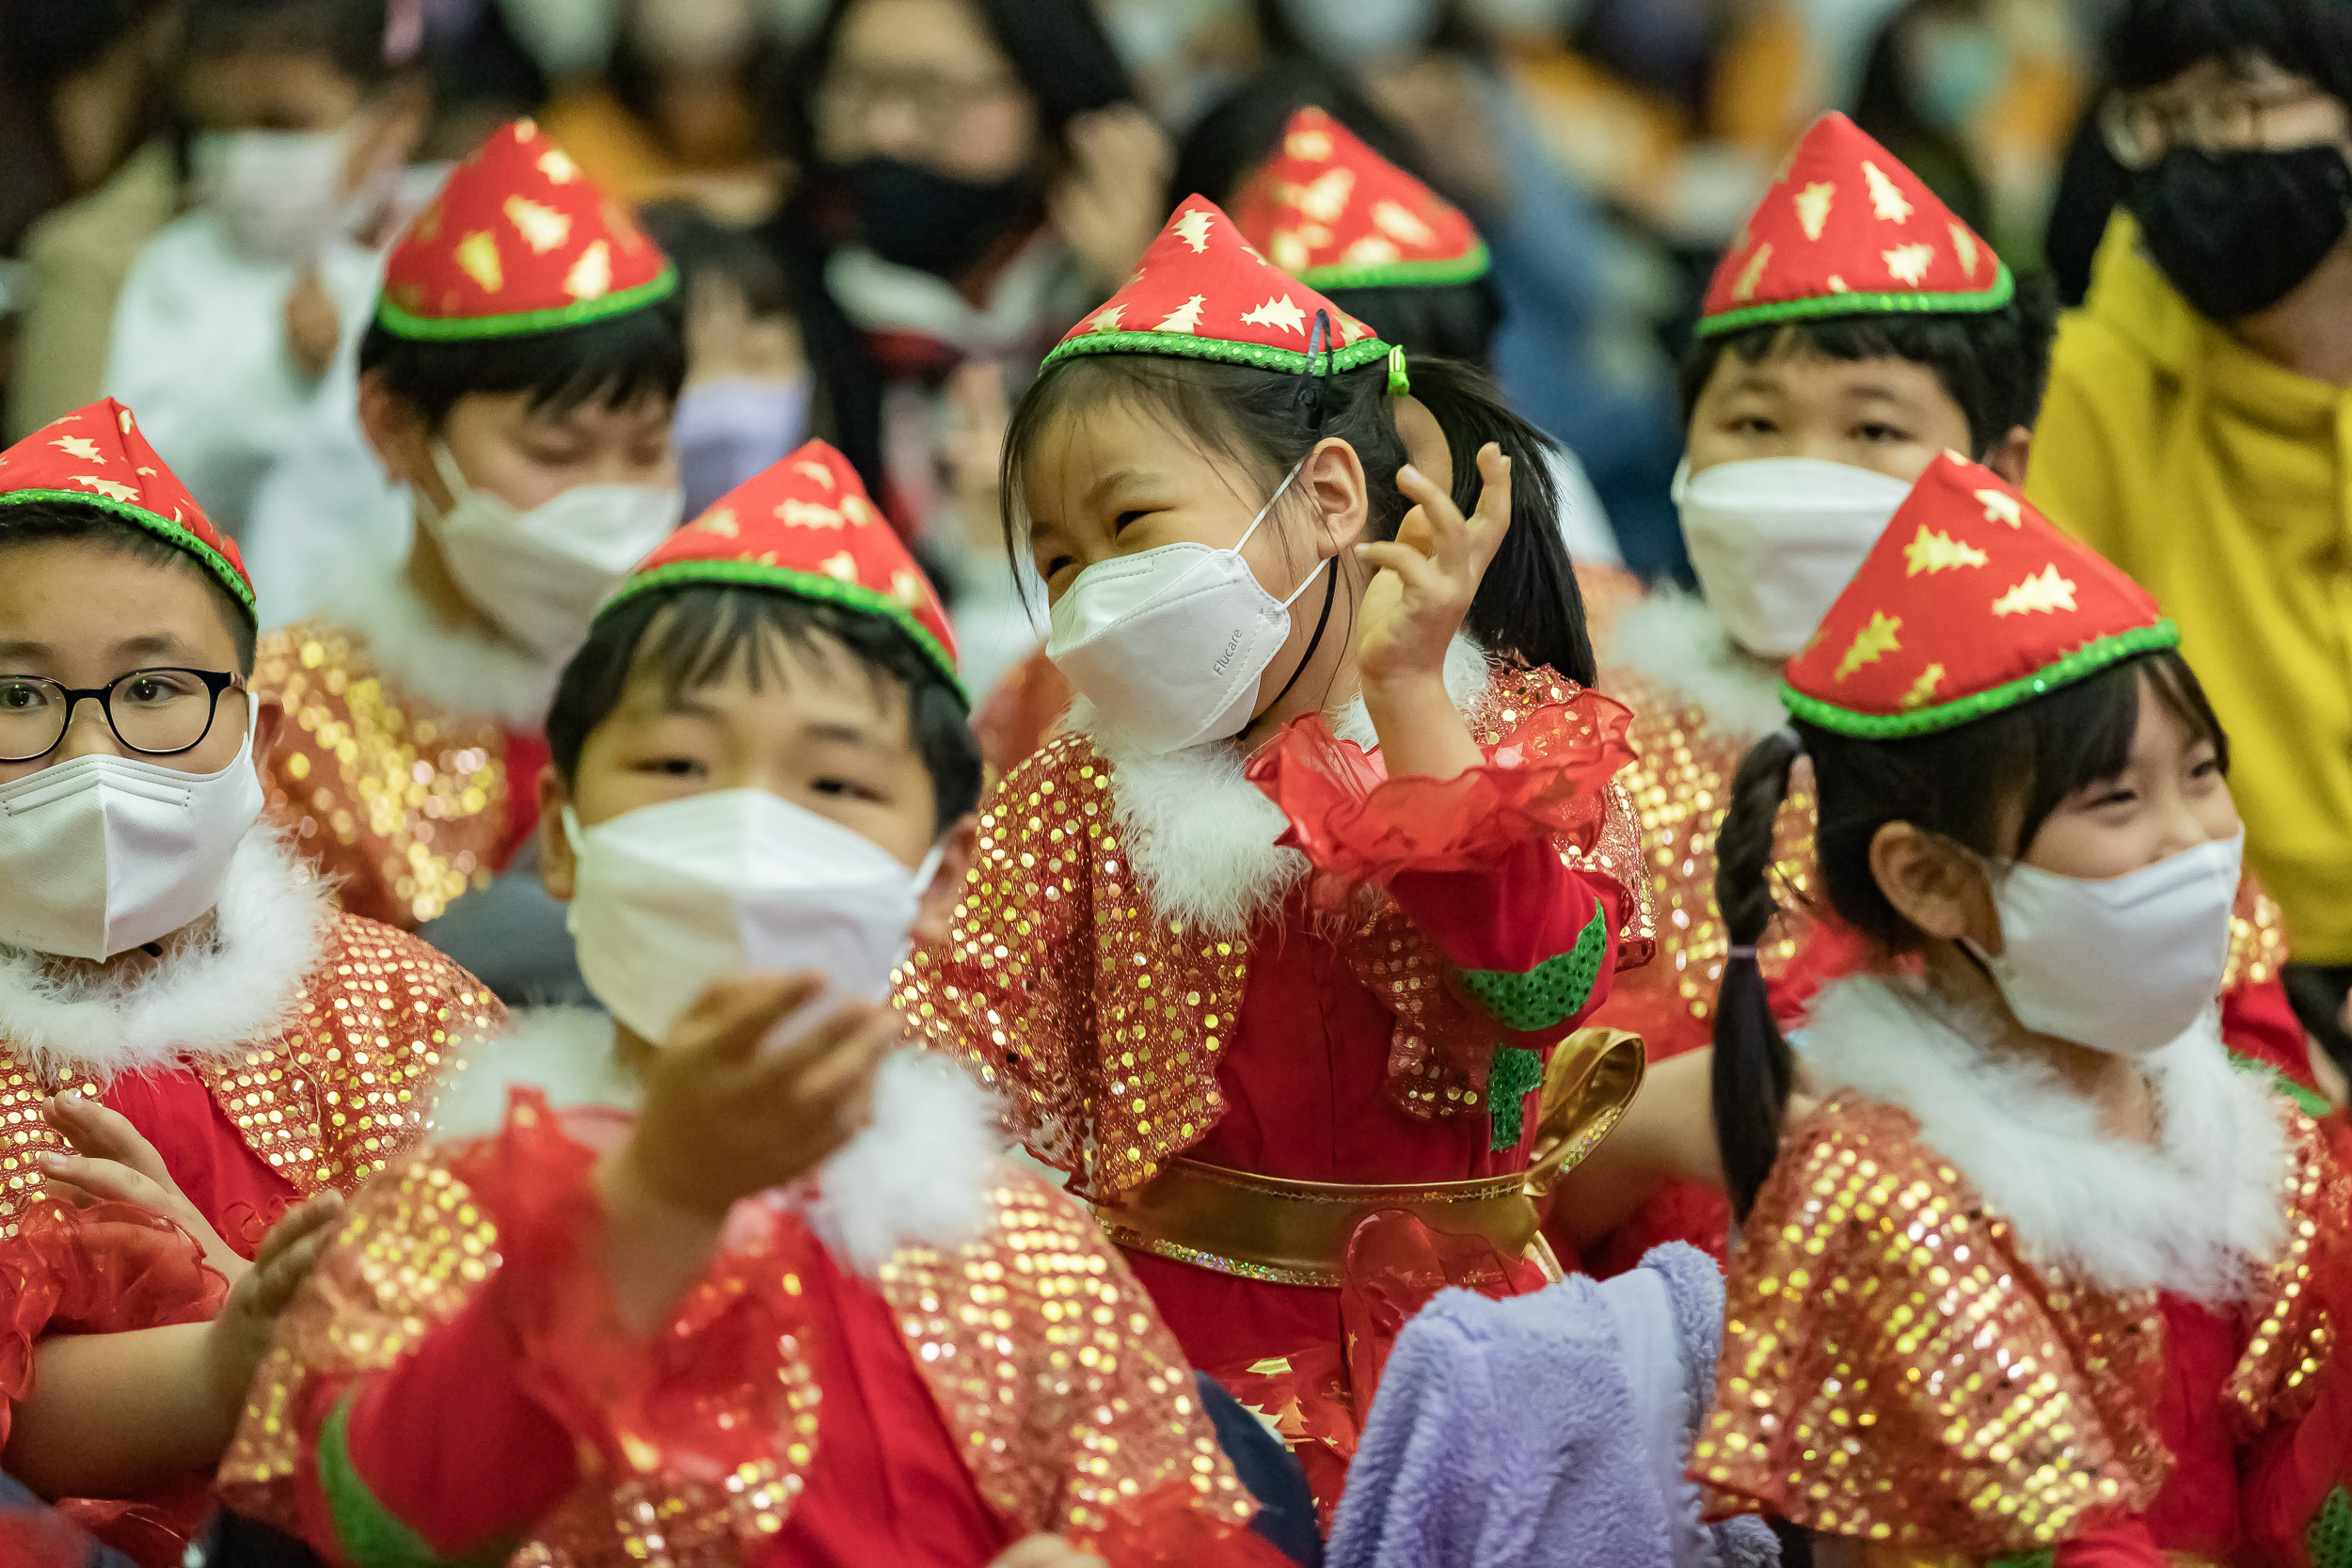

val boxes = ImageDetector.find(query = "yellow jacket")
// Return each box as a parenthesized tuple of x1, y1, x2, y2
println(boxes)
(2028, 213, 2352, 963)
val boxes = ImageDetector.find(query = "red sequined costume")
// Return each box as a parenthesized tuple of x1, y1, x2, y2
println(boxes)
(900, 653, 1653, 1508)
(1565, 568, 2311, 1276)
(1693, 975, 2352, 1568)
(215, 1082, 1275, 1567)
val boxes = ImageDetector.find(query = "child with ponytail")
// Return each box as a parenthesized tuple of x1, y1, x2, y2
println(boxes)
(899, 198, 1650, 1516)
(1694, 454, 2352, 1566)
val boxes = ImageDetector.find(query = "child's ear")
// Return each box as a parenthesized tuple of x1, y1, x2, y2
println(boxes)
(911, 815, 978, 946)
(537, 767, 577, 903)
(1302, 436, 1371, 558)
(248, 690, 286, 795)
(1868, 821, 2002, 951)
(357, 371, 434, 494)
(1984, 425, 2034, 487)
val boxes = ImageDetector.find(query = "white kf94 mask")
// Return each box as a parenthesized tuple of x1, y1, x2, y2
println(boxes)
(1675, 457, 1914, 658)
(1044, 457, 1327, 755)
(564, 790, 945, 1048)
(420, 445, 683, 661)
(1965, 830, 2244, 1057)
(0, 700, 266, 960)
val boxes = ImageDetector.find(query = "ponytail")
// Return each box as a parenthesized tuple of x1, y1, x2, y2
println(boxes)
(1712, 726, 1805, 1222)
(1405, 356, 1596, 687)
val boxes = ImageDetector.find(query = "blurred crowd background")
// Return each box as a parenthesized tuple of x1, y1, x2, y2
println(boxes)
(0, 0, 2134, 694)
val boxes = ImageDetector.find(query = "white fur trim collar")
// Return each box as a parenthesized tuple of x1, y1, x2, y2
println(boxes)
(1799, 975, 2290, 1304)
(1068, 635, 1491, 937)
(320, 557, 560, 730)
(1602, 589, 1788, 740)
(0, 826, 332, 1085)
(431, 1016, 997, 1280)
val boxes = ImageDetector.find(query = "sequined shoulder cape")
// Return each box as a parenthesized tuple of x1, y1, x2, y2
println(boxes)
(1695, 1092, 2343, 1558)
(254, 620, 515, 930)
(0, 913, 502, 1225)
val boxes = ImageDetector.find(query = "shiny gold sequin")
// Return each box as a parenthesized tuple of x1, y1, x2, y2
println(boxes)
(898, 665, 1655, 1196)
(0, 913, 499, 1233)
(253, 621, 510, 930)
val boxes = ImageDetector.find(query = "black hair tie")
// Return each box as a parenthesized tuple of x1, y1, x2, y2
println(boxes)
(1295, 309, 1332, 435)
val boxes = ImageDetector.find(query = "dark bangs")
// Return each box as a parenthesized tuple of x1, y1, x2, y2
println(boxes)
(1324, 277, 1503, 366)
(358, 293, 687, 431)
(2109, 0, 2352, 99)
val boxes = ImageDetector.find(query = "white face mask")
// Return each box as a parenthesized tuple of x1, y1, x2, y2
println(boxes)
(1965, 831, 2244, 1057)
(0, 703, 265, 960)
(190, 128, 353, 265)
(418, 445, 683, 662)
(1044, 458, 1326, 755)
(564, 791, 944, 1048)
(1675, 457, 1914, 658)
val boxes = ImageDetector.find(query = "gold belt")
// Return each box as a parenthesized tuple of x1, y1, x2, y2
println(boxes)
(1094, 1027, 1645, 1289)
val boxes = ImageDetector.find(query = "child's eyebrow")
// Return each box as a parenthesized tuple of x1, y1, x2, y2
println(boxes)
(801, 720, 877, 750)
(1085, 467, 1157, 505)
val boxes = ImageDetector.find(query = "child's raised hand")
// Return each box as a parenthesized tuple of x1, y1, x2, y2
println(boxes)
(205, 1192, 344, 1418)
(616, 973, 900, 1221)
(1356, 444, 1512, 693)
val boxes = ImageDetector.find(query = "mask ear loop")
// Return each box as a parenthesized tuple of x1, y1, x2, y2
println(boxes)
(1251, 311, 1343, 729)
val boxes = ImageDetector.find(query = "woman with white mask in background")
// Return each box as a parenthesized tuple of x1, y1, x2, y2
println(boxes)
(0, 401, 499, 1563)
(242, 122, 686, 1014)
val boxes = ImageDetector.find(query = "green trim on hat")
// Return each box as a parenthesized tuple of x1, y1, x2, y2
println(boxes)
(1779, 621, 2178, 739)
(373, 264, 679, 341)
(0, 488, 255, 622)
(1297, 240, 1492, 292)
(1696, 261, 2015, 340)
(599, 558, 965, 704)
(1043, 328, 1392, 375)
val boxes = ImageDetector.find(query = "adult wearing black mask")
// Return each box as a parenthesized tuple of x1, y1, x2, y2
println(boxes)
(2026, 0, 2352, 1072)
(765, 0, 1168, 605)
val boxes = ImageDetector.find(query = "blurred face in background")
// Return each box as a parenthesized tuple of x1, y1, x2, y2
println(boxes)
(814, 0, 1041, 183)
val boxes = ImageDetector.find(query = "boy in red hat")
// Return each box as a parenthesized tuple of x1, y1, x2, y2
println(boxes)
(1545, 113, 2316, 1279)
(249, 121, 685, 975)
(217, 443, 1299, 1568)
(0, 400, 499, 1561)
(1697, 452, 2352, 1565)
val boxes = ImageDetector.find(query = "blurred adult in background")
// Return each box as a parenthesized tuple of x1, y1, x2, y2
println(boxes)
(0, 0, 182, 440)
(102, 0, 431, 540)
(2026, 0, 2352, 1064)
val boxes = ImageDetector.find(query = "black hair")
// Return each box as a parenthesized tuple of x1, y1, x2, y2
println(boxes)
(1000, 346, 1595, 686)
(641, 201, 799, 322)
(1677, 276, 2059, 457)
(1172, 61, 1438, 216)
(184, 0, 395, 87)
(0, 499, 258, 672)
(548, 585, 981, 834)
(2108, 0, 2352, 103)
(1325, 277, 1505, 367)
(1709, 649, 2228, 1220)
(358, 293, 688, 432)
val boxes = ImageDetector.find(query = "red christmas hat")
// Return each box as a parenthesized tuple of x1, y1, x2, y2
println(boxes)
(0, 399, 254, 622)
(1698, 112, 2011, 339)
(1782, 453, 2174, 736)
(376, 119, 675, 340)
(1230, 107, 1489, 291)
(602, 440, 961, 697)
(1045, 196, 1391, 376)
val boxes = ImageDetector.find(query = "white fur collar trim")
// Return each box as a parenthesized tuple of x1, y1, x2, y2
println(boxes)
(320, 555, 560, 729)
(1799, 975, 2290, 1304)
(1602, 589, 1788, 740)
(430, 1017, 998, 1280)
(0, 826, 332, 1085)
(1069, 635, 1490, 937)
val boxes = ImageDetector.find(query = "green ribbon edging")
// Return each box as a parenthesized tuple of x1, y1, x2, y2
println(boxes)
(373, 265, 679, 341)
(0, 488, 255, 619)
(1782, 624, 2180, 739)
(1043, 327, 1392, 375)
(2312, 1483, 2352, 1568)
(1486, 1044, 1545, 1151)
(1984, 1553, 2056, 1568)
(2230, 1048, 2333, 1119)
(1696, 262, 2015, 339)
(318, 1391, 519, 1568)
(1455, 905, 1611, 1034)
(1299, 241, 1493, 292)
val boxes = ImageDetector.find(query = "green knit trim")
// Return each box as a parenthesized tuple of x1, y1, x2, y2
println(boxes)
(1984, 1554, 2055, 1568)
(1043, 328, 1392, 375)
(318, 1391, 518, 1568)
(599, 559, 966, 703)
(2230, 1048, 2333, 1119)
(1780, 623, 2179, 739)
(1486, 1044, 1544, 1151)
(2310, 1482, 2352, 1568)
(1696, 262, 2015, 340)
(373, 265, 678, 341)
(1298, 242, 1492, 292)
(1455, 905, 1612, 1034)
(0, 488, 255, 620)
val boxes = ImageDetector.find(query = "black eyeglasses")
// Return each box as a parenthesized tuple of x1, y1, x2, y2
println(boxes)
(0, 669, 247, 764)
